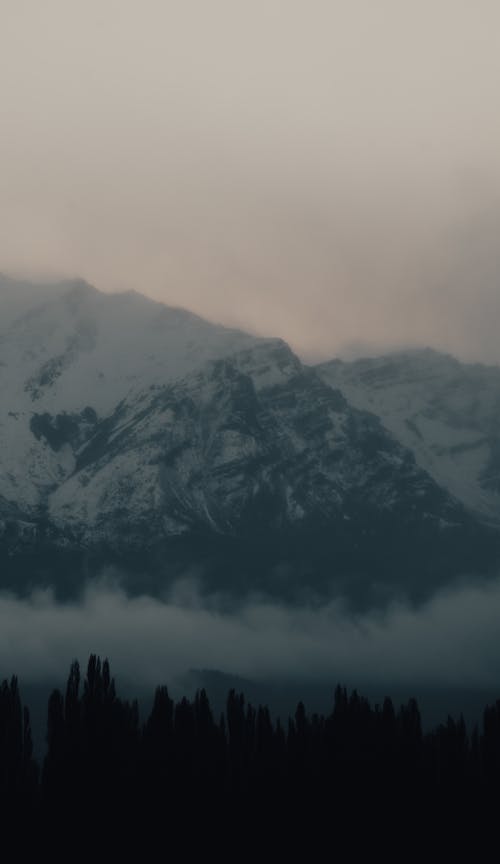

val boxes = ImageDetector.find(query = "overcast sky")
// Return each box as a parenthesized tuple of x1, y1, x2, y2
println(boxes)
(1, 1, 500, 362)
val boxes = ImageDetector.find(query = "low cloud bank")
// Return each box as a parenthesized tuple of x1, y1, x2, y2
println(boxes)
(1, 575, 499, 691)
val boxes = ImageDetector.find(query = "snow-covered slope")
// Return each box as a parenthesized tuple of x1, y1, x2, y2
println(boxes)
(0, 278, 261, 513)
(0, 280, 498, 603)
(47, 348, 459, 546)
(0, 274, 69, 330)
(0, 277, 258, 413)
(317, 349, 500, 524)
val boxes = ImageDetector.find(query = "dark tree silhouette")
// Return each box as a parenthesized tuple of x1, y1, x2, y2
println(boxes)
(3, 654, 500, 850)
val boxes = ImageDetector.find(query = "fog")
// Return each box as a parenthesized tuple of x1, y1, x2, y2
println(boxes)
(2, 575, 500, 693)
(1, 2, 500, 362)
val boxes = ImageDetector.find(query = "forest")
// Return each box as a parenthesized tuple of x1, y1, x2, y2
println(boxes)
(1, 655, 499, 850)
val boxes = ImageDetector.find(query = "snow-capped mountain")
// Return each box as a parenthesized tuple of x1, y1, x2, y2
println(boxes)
(317, 349, 500, 525)
(0, 278, 498, 605)
(47, 347, 456, 542)
(0, 276, 258, 513)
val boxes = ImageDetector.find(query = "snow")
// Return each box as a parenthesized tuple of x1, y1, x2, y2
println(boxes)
(317, 350, 500, 522)
(0, 280, 259, 415)
(0, 279, 289, 517)
(0, 280, 485, 549)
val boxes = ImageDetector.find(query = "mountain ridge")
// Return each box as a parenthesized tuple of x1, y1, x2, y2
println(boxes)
(317, 347, 500, 525)
(1, 278, 499, 605)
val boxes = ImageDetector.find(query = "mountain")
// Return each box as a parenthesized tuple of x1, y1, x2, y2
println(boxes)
(317, 349, 500, 526)
(0, 278, 498, 606)
(0, 276, 257, 513)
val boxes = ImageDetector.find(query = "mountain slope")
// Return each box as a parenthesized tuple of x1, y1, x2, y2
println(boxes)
(47, 348, 459, 543)
(0, 277, 259, 513)
(0, 281, 498, 605)
(317, 349, 500, 525)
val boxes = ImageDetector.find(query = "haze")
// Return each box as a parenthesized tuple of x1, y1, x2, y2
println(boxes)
(1, 1, 500, 362)
(2, 575, 500, 691)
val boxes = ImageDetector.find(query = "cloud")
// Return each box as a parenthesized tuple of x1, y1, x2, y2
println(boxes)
(1, 2, 500, 363)
(1, 574, 499, 692)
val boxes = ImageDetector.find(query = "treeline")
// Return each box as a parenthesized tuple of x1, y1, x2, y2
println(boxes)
(2, 656, 500, 847)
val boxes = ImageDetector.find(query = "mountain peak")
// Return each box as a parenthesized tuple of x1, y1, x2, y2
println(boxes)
(0, 276, 499, 606)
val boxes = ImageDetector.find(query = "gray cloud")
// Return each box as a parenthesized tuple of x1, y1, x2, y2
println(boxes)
(1, 2, 500, 363)
(1, 575, 499, 692)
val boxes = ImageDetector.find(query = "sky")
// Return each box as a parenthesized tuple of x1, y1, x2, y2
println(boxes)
(1, 1, 500, 362)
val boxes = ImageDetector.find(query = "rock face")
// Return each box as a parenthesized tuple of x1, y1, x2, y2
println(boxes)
(317, 349, 500, 525)
(0, 276, 257, 512)
(0, 277, 498, 605)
